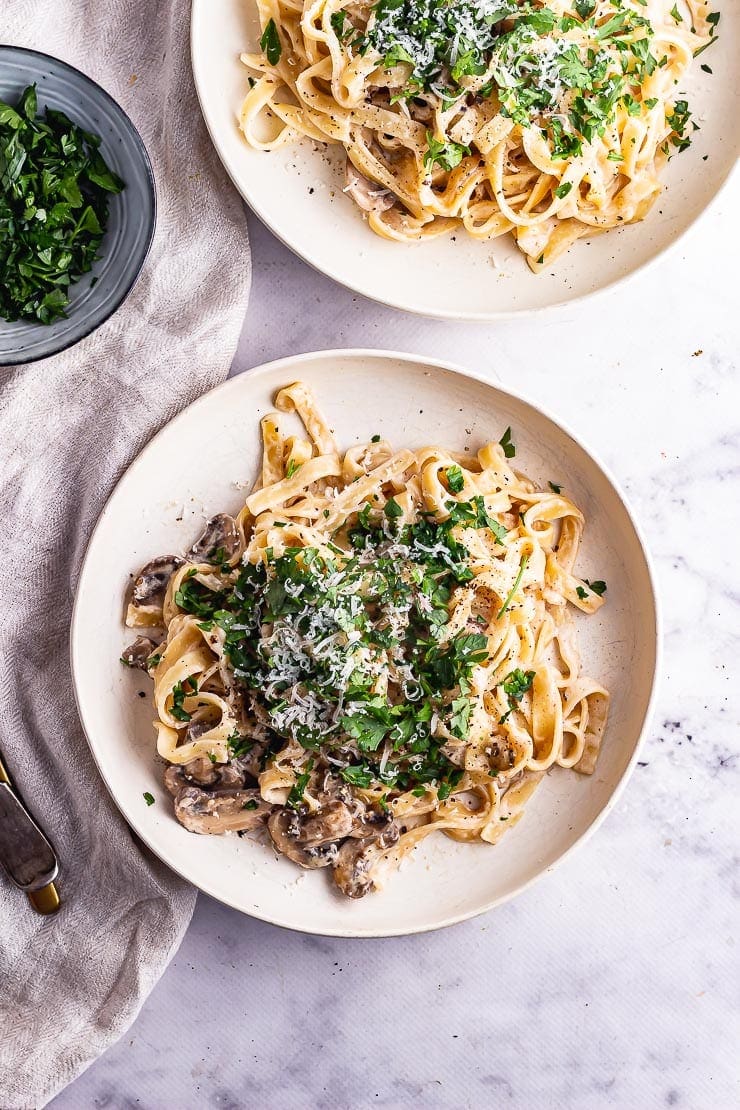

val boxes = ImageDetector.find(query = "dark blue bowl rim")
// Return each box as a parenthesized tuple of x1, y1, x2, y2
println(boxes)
(0, 44, 157, 367)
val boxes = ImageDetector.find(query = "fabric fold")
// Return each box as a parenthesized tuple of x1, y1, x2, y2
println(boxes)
(0, 3, 250, 1106)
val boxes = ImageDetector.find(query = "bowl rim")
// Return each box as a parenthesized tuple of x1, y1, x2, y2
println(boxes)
(189, 0, 740, 321)
(0, 44, 157, 367)
(70, 347, 663, 936)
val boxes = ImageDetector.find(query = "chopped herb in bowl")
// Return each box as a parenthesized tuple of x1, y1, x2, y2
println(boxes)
(0, 84, 124, 325)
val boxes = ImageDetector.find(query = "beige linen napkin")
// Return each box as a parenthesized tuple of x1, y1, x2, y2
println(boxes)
(0, 3, 251, 1106)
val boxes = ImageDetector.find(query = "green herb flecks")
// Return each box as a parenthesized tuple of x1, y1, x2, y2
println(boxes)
(497, 553, 529, 619)
(0, 84, 124, 324)
(445, 464, 465, 493)
(499, 426, 516, 459)
(499, 667, 535, 723)
(424, 133, 470, 172)
(170, 677, 198, 722)
(260, 18, 282, 65)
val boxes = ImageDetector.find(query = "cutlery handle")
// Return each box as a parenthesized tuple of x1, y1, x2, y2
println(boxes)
(0, 781, 59, 893)
(28, 882, 61, 915)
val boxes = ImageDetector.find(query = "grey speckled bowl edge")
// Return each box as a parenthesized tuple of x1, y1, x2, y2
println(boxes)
(0, 45, 156, 367)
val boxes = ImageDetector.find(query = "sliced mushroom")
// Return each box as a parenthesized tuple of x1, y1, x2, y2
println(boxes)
(440, 738, 468, 767)
(267, 810, 338, 869)
(344, 160, 396, 214)
(188, 514, 239, 563)
(174, 786, 273, 834)
(332, 819, 400, 899)
(163, 758, 245, 794)
(121, 635, 159, 671)
(164, 766, 187, 797)
(131, 556, 183, 609)
(299, 800, 356, 847)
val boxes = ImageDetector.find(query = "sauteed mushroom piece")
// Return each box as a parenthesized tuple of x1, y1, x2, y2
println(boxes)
(344, 160, 395, 214)
(163, 759, 246, 795)
(267, 810, 339, 869)
(120, 635, 159, 671)
(130, 555, 183, 610)
(174, 786, 273, 834)
(332, 819, 400, 899)
(188, 514, 239, 563)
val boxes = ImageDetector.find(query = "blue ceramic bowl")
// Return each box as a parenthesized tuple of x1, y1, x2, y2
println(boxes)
(0, 46, 156, 366)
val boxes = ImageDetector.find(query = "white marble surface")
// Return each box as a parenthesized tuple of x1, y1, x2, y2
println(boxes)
(53, 190, 740, 1109)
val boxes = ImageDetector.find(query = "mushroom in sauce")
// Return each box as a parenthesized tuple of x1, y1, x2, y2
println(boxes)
(174, 786, 274, 834)
(188, 513, 239, 563)
(129, 555, 183, 616)
(332, 818, 400, 899)
(344, 160, 396, 214)
(120, 635, 160, 671)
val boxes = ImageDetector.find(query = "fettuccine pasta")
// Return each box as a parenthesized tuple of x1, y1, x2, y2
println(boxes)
(238, 0, 717, 269)
(123, 382, 610, 898)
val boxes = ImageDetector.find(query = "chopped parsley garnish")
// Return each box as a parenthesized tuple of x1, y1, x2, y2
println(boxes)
(287, 763, 313, 808)
(499, 667, 535, 722)
(548, 481, 562, 494)
(260, 18, 282, 65)
(424, 133, 470, 172)
(209, 498, 519, 797)
(175, 573, 227, 619)
(350, 0, 703, 167)
(585, 578, 607, 596)
(445, 465, 465, 493)
(285, 458, 301, 479)
(340, 765, 374, 788)
(0, 84, 124, 324)
(228, 731, 254, 758)
(555, 182, 572, 199)
(667, 99, 692, 152)
(330, 10, 349, 37)
(497, 554, 528, 618)
(499, 426, 516, 459)
(143, 791, 155, 806)
(170, 677, 198, 722)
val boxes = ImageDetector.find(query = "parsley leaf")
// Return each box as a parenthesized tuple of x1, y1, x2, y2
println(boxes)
(499, 667, 535, 722)
(499, 426, 516, 459)
(287, 765, 312, 808)
(340, 765, 374, 788)
(445, 465, 465, 493)
(497, 554, 529, 619)
(170, 677, 197, 722)
(424, 132, 470, 172)
(260, 18, 282, 65)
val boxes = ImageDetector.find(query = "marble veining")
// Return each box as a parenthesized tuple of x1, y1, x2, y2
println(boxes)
(51, 195, 740, 1110)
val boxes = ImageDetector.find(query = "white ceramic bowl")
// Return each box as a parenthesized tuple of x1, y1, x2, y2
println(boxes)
(71, 350, 659, 935)
(190, 0, 739, 319)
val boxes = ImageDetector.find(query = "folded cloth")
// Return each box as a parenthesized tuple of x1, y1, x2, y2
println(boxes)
(0, 3, 251, 1106)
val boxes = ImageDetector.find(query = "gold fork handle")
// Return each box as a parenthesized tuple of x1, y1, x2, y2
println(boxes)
(28, 882, 61, 915)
